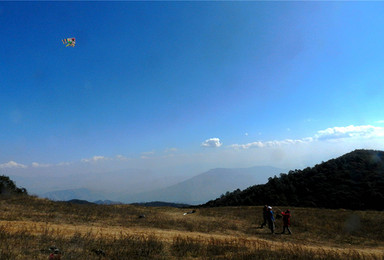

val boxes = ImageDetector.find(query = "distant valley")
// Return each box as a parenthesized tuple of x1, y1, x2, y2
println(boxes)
(40, 166, 284, 205)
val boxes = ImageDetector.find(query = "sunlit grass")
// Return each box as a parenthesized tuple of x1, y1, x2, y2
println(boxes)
(0, 195, 383, 259)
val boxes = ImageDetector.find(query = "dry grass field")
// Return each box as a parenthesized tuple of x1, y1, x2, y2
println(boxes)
(0, 195, 383, 259)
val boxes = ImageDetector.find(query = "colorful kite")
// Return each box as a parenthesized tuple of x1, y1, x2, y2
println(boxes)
(62, 38, 76, 47)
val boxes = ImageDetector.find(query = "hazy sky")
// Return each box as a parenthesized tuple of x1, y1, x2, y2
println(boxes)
(1, 2, 384, 185)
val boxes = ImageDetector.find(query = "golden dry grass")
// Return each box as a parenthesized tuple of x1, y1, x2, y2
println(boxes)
(0, 195, 383, 259)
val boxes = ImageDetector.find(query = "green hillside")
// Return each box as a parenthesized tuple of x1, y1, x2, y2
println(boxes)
(203, 149, 384, 210)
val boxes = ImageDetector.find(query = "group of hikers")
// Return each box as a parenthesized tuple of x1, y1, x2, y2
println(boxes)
(260, 205, 292, 234)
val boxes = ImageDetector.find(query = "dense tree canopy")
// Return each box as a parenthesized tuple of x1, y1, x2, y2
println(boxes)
(0, 175, 28, 196)
(203, 150, 384, 211)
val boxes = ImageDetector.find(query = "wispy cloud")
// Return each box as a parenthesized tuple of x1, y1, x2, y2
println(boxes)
(0, 161, 27, 169)
(201, 138, 222, 148)
(115, 155, 130, 161)
(81, 156, 107, 163)
(230, 124, 384, 149)
(140, 151, 155, 159)
(375, 120, 384, 124)
(57, 161, 72, 166)
(315, 125, 384, 140)
(31, 162, 51, 168)
(230, 138, 312, 149)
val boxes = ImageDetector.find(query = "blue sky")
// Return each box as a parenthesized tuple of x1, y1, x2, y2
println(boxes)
(1, 2, 384, 185)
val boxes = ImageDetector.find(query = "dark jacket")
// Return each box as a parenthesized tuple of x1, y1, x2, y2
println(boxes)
(263, 206, 268, 218)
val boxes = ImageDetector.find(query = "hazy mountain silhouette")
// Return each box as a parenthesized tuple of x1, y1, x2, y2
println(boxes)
(120, 166, 284, 205)
(42, 188, 108, 202)
(130, 201, 191, 208)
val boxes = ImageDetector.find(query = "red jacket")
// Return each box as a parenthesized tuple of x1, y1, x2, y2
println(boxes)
(48, 253, 61, 260)
(281, 211, 291, 226)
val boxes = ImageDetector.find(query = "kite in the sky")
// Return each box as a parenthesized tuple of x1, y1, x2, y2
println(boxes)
(62, 38, 76, 47)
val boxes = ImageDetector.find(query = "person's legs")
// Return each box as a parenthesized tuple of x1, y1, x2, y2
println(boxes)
(268, 221, 275, 233)
(281, 226, 286, 234)
(287, 226, 292, 234)
(261, 217, 267, 228)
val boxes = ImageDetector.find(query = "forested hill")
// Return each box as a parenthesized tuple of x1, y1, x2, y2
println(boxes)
(0, 175, 28, 196)
(203, 149, 384, 210)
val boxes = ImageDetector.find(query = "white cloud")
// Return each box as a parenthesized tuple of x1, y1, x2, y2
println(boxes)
(115, 154, 130, 161)
(31, 162, 51, 168)
(81, 156, 107, 163)
(140, 151, 156, 160)
(57, 161, 72, 166)
(315, 125, 384, 140)
(229, 139, 310, 149)
(230, 141, 264, 149)
(375, 120, 384, 124)
(201, 138, 222, 148)
(229, 124, 384, 150)
(244, 133, 249, 136)
(0, 161, 27, 169)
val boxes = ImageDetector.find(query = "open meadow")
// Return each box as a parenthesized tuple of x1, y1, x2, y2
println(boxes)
(0, 195, 383, 259)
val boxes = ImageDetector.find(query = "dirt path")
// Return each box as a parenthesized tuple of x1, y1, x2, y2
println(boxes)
(1, 220, 383, 258)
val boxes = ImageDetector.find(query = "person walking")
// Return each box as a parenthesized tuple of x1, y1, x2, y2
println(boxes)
(260, 205, 268, 228)
(281, 209, 292, 234)
(48, 249, 61, 260)
(266, 206, 275, 234)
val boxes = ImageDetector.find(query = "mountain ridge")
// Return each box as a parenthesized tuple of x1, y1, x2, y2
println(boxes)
(203, 149, 384, 210)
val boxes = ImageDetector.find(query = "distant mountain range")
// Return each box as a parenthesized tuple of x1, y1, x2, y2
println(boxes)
(130, 201, 191, 208)
(41, 166, 284, 205)
(63, 199, 122, 205)
(63, 199, 190, 208)
(42, 188, 108, 202)
(10, 166, 187, 200)
(66, 199, 96, 205)
(118, 166, 283, 205)
(203, 149, 384, 210)
(93, 200, 122, 205)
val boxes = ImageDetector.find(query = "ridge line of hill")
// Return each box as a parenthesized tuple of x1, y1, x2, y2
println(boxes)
(202, 149, 384, 210)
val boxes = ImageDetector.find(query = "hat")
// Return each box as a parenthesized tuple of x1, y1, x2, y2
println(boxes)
(268, 206, 272, 209)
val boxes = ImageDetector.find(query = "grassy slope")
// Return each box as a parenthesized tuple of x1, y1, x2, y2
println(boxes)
(0, 196, 383, 259)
